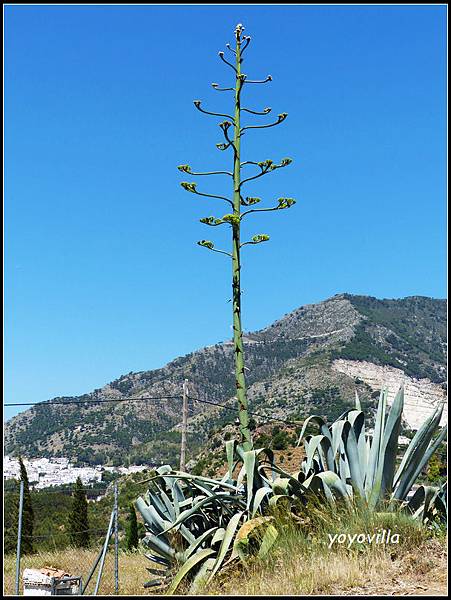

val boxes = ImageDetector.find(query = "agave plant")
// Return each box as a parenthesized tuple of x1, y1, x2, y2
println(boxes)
(293, 387, 447, 519)
(135, 446, 280, 593)
(135, 387, 447, 593)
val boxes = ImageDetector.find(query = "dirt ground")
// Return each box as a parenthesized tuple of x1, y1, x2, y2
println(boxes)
(330, 538, 447, 596)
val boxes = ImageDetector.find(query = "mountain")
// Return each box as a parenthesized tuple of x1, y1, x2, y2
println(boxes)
(5, 294, 447, 467)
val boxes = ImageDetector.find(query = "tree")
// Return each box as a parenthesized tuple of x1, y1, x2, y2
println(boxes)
(126, 503, 139, 551)
(5, 457, 35, 554)
(68, 477, 90, 548)
(4, 480, 20, 554)
(179, 23, 295, 451)
(19, 456, 35, 554)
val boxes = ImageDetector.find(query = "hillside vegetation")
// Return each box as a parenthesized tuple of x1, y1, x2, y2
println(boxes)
(5, 294, 446, 467)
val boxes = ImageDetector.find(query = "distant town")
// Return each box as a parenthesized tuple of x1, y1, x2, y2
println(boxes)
(3, 456, 148, 490)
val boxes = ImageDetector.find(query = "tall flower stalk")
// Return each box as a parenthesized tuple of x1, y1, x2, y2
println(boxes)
(178, 23, 296, 452)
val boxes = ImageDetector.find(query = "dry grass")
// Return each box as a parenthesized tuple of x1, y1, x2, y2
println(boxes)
(207, 530, 448, 596)
(208, 548, 385, 595)
(3, 548, 152, 596)
(3, 524, 447, 596)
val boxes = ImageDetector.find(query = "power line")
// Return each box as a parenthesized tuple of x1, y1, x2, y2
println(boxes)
(4, 395, 183, 407)
(5, 392, 301, 427)
(188, 395, 300, 427)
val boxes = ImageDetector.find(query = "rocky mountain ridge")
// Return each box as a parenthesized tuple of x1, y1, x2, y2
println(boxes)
(5, 293, 447, 466)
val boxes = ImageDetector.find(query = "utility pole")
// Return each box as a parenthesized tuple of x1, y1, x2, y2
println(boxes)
(114, 482, 119, 595)
(180, 379, 189, 472)
(15, 480, 24, 595)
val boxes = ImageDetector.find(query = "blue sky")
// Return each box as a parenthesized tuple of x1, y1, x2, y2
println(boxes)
(5, 5, 447, 420)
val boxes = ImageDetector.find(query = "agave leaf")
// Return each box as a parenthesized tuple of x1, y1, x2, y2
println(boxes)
(144, 579, 165, 589)
(430, 492, 447, 522)
(297, 415, 335, 469)
(142, 533, 176, 560)
(167, 548, 215, 595)
(346, 410, 366, 467)
(296, 415, 330, 446)
(206, 511, 243, 584)
(146, 567, 168, 576)
(232, 518, 278, 562)
(259, 462, 306, 497)
(160, 493, 244, 536)
(147, 489, 173, 522)
(144, 553, 171, 567)
(268, 494, 294, 508)
(355, 390, 362, 411)
(233, 516, 275, 561)
(225, 439, 236, 480)
(342, 421, 365, 498)
(404, 485, 438, 522)
(366, 388, 388, 495)
(272, 477, 291, 496)
(210, 528, 226, 546)
(251, 486, 272, 517)
(149, 472, 240, 493)
(304, 471, 351, 505)
(243, 450, 256, 510)
(257, 524, 279, 558)
(331, 420, 348, 460)
(156, 465, 173, 476)
(136, 497, 171, 538)
(305, 473, 336, 506)
(259, 447, 275, 477)
(379, 386, 404, 498)
(393, 425, 447, 502)
(304, 435, 325, 472)
(183, 528, 218, 561)
(159, 489, 178, 521)
(188, 557, 216, 594)
(394, 403, 444, 488)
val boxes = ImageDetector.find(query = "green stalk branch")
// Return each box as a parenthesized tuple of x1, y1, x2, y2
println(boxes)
(241, 113, 287, 133)
(211, 83, 234, 92)
(180, 182, 233, 207)
(218, 51, 237, 73)
(197, 240, 232, 257)
(193, 101, 235, 122)
(243, 75, 272, 84)
(178, 165, 232, 177)
(242, 107, 272, 115)
(241, 198, 296, 218)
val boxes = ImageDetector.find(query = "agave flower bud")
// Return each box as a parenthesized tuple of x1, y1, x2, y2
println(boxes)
(177, 164, 192, 173)
(200, 217, 216, 225)
(222, 214, 241, 226)
(197, 240, 214, 249)
(193, 100, 201, 107)
(246, 197, 261, 205)
(280, 158, 293, 167)
(181, 182, 197, 193)
(219, 121, 232, 130)
(251, 234, 270, 243)
(278, 112, 288, 122)
(277, 197, 296, 209)
(258, 159, 273, 169)
(216, 143, 228, 151)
